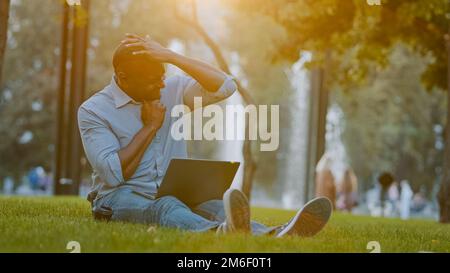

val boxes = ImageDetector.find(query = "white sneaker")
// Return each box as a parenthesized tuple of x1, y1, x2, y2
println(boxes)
(221, 188, 251, 233)
(276, 197, 332, 237)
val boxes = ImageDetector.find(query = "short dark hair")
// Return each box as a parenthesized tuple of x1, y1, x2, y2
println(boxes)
(112, 43, 164, 75)
(378, 172, 394, 188)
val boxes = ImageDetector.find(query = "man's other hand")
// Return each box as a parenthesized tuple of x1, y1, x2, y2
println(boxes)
(141, 100, 166, 130)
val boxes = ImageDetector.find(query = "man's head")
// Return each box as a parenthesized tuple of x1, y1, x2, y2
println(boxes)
(113, 42, 166, 102)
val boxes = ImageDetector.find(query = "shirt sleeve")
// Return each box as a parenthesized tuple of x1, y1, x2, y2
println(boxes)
(78, 106, 124, 187)
(180, 74, 238, 110)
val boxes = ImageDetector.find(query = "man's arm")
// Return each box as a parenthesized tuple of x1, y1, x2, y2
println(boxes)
(78, 100, 165, 185)
(167, 52, 238, 110)
(123, 34, 237, 110)
(118, 100, 166, 181)
(78, 107, 126, 187)
(118, 125, 157, 181)
(166, 52, 227, 93)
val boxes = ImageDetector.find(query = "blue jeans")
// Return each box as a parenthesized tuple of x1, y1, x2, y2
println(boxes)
(94, 187, 280, 235)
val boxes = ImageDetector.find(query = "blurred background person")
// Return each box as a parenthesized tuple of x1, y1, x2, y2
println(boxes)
(387, 180, 400, 217)
(378, 172, 394, 217)
(337, 167, 358, 212)
(315, 154, 336, 209)
(411, 188, 428, 214)
(2, 177, 14, 195)
(399, 179, 413, 220)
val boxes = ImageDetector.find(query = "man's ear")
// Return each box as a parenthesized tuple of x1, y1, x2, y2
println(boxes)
(116, 71, 128, 87)
(116, 71, 126, 81)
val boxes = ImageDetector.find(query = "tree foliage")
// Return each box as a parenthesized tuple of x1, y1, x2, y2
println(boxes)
(335, 46, 446, 192)
(228, 0, 449, 198)
(229, 0, 448, 90)
(0, 0, 60, 179)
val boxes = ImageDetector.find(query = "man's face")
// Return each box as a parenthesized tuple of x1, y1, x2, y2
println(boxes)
(117, 59, 166, 102)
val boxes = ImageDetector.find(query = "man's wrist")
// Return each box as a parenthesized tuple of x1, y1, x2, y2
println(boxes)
(165, 50, 182, 65)
(143, 124, 158, 134)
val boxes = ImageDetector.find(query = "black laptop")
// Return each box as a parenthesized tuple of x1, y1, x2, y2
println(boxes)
(156, 158, 241, 207)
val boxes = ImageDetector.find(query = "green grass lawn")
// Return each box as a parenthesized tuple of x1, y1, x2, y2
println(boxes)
(1, 196, 449, 253)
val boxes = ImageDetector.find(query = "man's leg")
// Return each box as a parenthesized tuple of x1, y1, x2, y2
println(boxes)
(94, 187, 220, 232)
(192, 199, 281, 236)
(193, 196, 333, 237)
(150, 195, 220, 232)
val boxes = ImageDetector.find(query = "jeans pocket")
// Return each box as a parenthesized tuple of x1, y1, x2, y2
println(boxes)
(131, 190, 156, 200)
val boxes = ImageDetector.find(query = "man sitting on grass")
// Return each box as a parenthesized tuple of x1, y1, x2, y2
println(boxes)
(78, 34, 332, 236)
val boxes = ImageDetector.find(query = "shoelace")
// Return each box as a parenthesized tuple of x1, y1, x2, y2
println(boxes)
(216, 222, 227, 234)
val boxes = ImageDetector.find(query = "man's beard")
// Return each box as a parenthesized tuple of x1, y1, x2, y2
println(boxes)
(141, 89, 161, 102)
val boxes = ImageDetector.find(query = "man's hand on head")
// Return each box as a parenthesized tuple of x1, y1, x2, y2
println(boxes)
(141, 100, 166, 131)
(120, 33, 234, 110)
(121, 34, 174, 63)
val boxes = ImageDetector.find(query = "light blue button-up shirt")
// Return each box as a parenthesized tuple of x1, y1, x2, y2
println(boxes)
(78, 74, 237, 199)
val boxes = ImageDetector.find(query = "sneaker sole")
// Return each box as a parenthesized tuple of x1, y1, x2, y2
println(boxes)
(277, 197, 332, 237)
(223, 189, 251, 232)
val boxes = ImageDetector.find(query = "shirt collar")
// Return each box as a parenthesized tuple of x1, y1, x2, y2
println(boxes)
(109, 76, 141, 108)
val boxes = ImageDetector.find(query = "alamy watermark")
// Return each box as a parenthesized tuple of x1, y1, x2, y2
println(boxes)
(170, 97, 280, 152)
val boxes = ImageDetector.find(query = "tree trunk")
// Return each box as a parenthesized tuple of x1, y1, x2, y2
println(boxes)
(0, 0, 10, 85)
(304, 68, 328, 202)
(54, 1, 90, 195)
(242, 120, 257, 197)
(438, 19, 450, 223)
(174, 0, 257, 199)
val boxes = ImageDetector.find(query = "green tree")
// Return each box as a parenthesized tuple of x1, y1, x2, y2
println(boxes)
(0, 0, 60, 182)
(0, 0, 188, 184)
(335, 46, 446, 193)
(229, 0, 450, 222)
(174, 0, 299, 198)
(222, 9, 296, 198)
